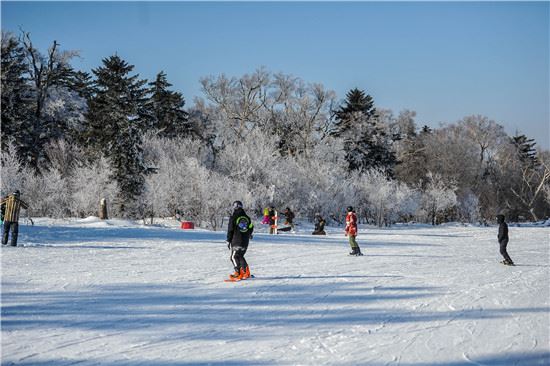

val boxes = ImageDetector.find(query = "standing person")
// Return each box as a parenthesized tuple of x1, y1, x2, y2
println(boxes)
(268, 206, 277, 234)
(282, 207, 295, 232)
(1, 190, 29, 247)
(345, 206, 363, 256)
(312, 213, 326, 235)
(226, 200, 254, 281)
(261, 207, 270, 225)
(497, 214, 514, 265)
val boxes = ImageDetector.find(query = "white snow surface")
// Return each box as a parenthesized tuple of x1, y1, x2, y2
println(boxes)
(1, 217, 549, 366)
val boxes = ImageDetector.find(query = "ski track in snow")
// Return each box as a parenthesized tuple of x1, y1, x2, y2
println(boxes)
(1, 218, 549, 365)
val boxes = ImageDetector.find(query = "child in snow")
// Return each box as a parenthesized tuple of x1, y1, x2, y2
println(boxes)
(345, 206, 362, 256)
(497, 214, 514, 265)
(261, 207, 270, 225)
(226, 200, 254, 280)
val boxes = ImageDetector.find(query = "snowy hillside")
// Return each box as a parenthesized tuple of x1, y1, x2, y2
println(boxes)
(1, 218, 549, 365)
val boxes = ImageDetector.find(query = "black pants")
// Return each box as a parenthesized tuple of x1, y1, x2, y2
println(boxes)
(230, 247, 248, 272)
(499, 239, 513, 263)
(2, 221, 19, 246)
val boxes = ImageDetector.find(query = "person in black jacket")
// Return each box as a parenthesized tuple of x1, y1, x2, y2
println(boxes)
(497, 214, 514, 265)
(226, 200, 254, 280)
(268, 206, 277, 234)
(312, 213, 326, 235)
(282, 207, 295, 232)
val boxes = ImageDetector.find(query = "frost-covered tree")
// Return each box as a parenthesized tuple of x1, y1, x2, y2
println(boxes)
(422, 172, 457, 225)
(19, 32, 81, 171)
(71, 157, 118, 218)
(85, 55, 149, 216)
(268, 79, 336, 158)
(200, 68, 269, 144)
(391, 110, 429, 187)
(0, 140, 31, 197)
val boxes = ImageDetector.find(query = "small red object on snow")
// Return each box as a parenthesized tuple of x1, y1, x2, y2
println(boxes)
(181, 221, 194, 229)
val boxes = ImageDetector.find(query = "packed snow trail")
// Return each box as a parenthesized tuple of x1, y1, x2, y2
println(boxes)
(1, 218, 549, 365)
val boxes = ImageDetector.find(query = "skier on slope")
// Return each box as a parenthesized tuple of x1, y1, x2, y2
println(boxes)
(226, 200, 254, 281)
(345, 206, 363, 256)
(497, 214, 514, 266)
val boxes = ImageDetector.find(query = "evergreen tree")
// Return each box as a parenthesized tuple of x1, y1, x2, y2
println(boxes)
(144, 71, 190, 138)
(331, 88, 376, 137)
(511, 134, 538, 168)
(1, 32, 33, 155)
(332, 88, 396, 174)
(85, 55, 149, 216)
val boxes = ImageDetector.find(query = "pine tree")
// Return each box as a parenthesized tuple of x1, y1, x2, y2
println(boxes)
(332, 88, 396, 174)
(511, 134, 538, 168)
(331, 88, 376, 137)
(1, 32, 34, 156)
(144, 71, 190, 139)
(85, 55, 149, 216)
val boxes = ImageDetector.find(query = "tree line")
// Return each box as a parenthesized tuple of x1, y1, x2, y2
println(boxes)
(2, 31, 549, 228)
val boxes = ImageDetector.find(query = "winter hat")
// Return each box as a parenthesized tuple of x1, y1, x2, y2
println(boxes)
(346, 206, 354, 212)
(233, 200, 243, 210)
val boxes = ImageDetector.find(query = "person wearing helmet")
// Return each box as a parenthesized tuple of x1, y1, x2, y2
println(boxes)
(226, 200, 254, 281)
(345, 206, 363, 256)
(497, 214, 514, 265)
(1, 190, 29, 247)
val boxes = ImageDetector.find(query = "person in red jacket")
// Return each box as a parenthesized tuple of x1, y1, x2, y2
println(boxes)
(345, 206, 363, 256)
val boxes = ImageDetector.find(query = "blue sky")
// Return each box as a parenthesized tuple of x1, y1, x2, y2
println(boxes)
(2, 1, 549, 148)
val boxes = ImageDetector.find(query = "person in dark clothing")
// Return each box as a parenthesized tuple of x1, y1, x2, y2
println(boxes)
(282, 207, 295, 231)
(268, 206, 277, 234)
(312, 213, 326, 235)
(1, 190, 29, 247)
(226, 200, 254, 280)
(497, 214, 514, 265)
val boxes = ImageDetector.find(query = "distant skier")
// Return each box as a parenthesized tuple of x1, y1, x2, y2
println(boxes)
(282, 207, 295, 232)
(1, 190, 30, 247)
(226, 200, 254, 281)
(497, 214, 514, 266)
(268, 206, 277, 234)
(345, 206, 362, 256)
(312, 213, 326, 235)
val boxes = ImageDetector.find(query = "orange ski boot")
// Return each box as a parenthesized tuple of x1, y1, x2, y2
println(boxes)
(228, 270, 242, 281)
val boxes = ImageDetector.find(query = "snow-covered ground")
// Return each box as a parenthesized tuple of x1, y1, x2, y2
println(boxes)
(1, 217, 549, 365)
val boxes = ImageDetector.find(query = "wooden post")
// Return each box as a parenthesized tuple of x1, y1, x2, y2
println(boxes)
(99, 198, 108, 220)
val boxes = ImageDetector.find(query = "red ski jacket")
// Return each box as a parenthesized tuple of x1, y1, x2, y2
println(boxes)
(345, 211, 357, 236)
